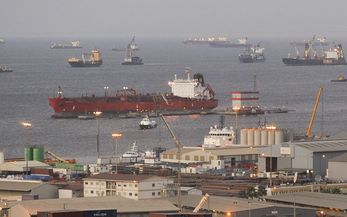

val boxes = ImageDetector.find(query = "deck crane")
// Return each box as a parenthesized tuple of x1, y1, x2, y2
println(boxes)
(306, 86, 323, 139)
(160, 114, 182, 211)
(193, 193, 210, 213)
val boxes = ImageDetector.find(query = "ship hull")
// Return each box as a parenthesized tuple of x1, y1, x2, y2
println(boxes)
(68, 60, 103, 67)
(51, 46, 82, 49)
(209, 42, 250, 48)
(239, 55, 265, 63)
(49, 95, 218, 118)
(121, 62, 144, 65)
(282, 58, 323, 65)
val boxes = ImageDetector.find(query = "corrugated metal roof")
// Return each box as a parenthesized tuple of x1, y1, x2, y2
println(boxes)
(291, 140, 347, 152)
(85, 174, 169, 182)
(169, 195, 273, 212)
(265, 191, 347, 210)
(14, 196, 179, 215)
(0, 180, 43, 192)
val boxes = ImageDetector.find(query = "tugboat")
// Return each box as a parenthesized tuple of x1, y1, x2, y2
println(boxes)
(51, 41, 82, 49)
(331, 73, 347, 82)
(0, 65, 13, 73)
(121, 43, 143, 65)
(67, 49, 102, 67)
(238, 42, 265, 63)
(282, 36, 346, 66)
(139, 116, 157, 129)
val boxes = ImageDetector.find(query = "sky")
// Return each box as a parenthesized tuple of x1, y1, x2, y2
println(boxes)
(1, 0, 347, 39)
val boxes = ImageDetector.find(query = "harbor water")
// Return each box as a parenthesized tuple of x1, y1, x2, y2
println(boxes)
(0, 37, 347, 163)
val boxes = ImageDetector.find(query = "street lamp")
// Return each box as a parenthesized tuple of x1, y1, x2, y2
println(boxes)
(112, 132, 122, 174)
(21, 121, 32, 175)
(93, 111, 102, 158)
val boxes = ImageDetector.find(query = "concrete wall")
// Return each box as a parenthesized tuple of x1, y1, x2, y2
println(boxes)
(277, 157, 292, 170)
(291, 146, 313, 170)
(31, 184, 58, 199)
(328, 161, 347, 181)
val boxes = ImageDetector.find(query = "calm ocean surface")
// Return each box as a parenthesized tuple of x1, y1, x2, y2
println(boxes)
(0, 37, 347, 163)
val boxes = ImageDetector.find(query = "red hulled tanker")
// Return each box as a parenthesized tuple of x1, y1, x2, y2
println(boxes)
(48, 68, 218, 118)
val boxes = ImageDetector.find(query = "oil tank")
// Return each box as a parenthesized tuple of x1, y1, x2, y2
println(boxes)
(24, 146, 33, 161)
(254, 129, 261, 146)
(247, 129, 254, 146)
(268, 130, 275, 145)
(275, 130, 284, 144)
(0, 151, 4, 164)
(261, 130, 268, 145)
(33, 146, 44, 162)
(240, 129, 248, 145)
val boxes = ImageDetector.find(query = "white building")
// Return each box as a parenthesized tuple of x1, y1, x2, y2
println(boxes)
(83, 174, 173, 200)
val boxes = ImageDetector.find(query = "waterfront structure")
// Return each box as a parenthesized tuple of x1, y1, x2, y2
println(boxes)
(0, 161, 50, 174)
(83, 174, 173, 199)
(8, 196, 178, 217)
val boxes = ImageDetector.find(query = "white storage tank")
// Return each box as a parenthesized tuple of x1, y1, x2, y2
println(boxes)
(247, 129, 254, 146)
(261, 130, 268, 145)
(275, 130, 284, 144)
(240, 129, 248, 145)
(0, 151, 4, 164)
(254, 129, 261, 146)
(268, 130, 275, 145)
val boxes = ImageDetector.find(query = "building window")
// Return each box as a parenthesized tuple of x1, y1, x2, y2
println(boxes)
(96, 182, 99, 185)
(85, 182, 88, 185)
(129, 184, 132, 187)
(158, 192, 161, 196)
(209, 156, 214, 161)
(163, 154, 167, 159)
(185, 155, 190, 161)
(169, 154, 174, 159)
(129, 193, 132, 196)
(194, 156, 199, 161)
(123, 184, 127, 187)
(118, 184, 121, 187)
(135, 193, 138, 196)
(152, 183, 155, 187)
(135, 184, 138, 187)
(200, 156, 205, 161)
(90, 182, 93, 185)
(152, 192, 155, 196)
(91, 190, 94, 194)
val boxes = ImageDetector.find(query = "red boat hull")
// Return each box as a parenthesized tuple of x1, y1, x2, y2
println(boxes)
(48, 95, 218, 117)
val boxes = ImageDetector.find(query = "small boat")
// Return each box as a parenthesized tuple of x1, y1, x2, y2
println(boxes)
(68, 49, 102, 67)
(0, 65, 12, 73)
(139, 116, 157, 129)
(331, 74, 347, 82)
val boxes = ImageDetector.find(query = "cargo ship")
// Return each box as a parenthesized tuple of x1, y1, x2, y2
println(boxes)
(51, 41, 82, 49)
(121, 43, 143, 65)
(238, 42, 265, 63)
(282, 36, 346, 66)
(183, 36, 228, 45)
(209, 37, 250, 48)
(67, 49, 102, 67)
(48, 68, 218, 118)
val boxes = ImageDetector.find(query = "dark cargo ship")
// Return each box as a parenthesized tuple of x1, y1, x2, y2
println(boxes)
(48, 68, 218, 118)
(238, 43, 265, 63)
(282, 36, 346, 66)
(68, 49, 102, 67)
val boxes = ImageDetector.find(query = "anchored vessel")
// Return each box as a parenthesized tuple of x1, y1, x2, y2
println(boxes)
(183, 36, 228, 45)
(51, 41, 82, 49)
(282, 36, 346, 65)
(238, 43, 265, 63)
(0, 65, 13, 73)
(121, 43, 143, 65)
(67, 49, 102, 67)
(48, 68, 218, 118)
(331, 73, 347, 82)
(209, 37, 250, 48)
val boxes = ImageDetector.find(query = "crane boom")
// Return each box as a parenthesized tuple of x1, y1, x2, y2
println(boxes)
(193, 193, 209, 213)
(160, 114, 182, 211)
(46, 150, 68, 163)
(306, 86, 323, 139)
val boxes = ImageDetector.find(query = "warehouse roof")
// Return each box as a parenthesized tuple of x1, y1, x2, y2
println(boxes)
(0, 180, 43, 192)
(265, 191, 347, 210)
(169, 195, 272, 212)
(11, 196, 179, 215)
(0, 161, 50, 172)
(85, 173, 170, 182)
(329, 152, 347, 162)
(290, 140, 347, 152)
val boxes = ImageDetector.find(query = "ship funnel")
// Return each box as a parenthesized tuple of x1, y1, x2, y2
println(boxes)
(185, 67, 192, 80)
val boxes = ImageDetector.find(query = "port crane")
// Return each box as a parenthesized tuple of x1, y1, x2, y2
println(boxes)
(306, 86, 323, 139)
(160, 114, 182, 211)
(193, 193, 210, 213)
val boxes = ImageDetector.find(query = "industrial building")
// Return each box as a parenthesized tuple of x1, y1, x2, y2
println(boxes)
(83, 173, 173, 199)
(0, 180, 58, 201)
(0, 161, 51, 174)
(327, 152, 347, 181)
(8, 195, 179, 217)
(169, 194, 316, 217)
